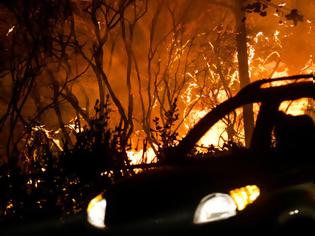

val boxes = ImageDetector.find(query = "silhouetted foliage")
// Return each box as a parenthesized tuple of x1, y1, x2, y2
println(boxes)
(62, 95, 134, 183)
(0, 96, 131, 226)
(285, 9, 304, 26)
(244, 0, 270, 17)
(152, 98, 180, 152)
(244, 1, 304, 26)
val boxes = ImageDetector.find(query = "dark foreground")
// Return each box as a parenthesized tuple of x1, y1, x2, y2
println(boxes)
(2, 211, 315, 236)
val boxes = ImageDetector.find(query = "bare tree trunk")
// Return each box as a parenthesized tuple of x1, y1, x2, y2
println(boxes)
(235, 0, 254, 147)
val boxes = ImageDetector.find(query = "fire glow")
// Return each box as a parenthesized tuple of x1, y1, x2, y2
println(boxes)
(1, 1, 314, 167)
(126, 28, 313, 161)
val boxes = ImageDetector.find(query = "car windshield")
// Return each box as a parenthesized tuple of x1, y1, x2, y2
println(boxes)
(169, 75, 314, 161)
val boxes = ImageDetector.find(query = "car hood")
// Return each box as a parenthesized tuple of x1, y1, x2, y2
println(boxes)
(105, 152, 268, 227)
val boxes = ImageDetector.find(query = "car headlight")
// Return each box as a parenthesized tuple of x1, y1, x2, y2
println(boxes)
(193, 185, 260, 224)
(87, 193, 107, 229)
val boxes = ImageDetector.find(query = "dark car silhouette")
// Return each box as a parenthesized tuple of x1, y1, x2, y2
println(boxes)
(86, 74, 315, 234)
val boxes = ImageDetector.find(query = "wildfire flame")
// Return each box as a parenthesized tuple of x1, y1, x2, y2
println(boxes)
(126, 28, 314, 163)
(22, 26, 313, 166)
(127, 147, 157, 165)
(32, 125, 64, 151)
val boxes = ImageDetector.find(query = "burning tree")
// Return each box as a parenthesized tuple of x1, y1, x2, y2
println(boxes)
(0, 0, 77, 167)
(1, 0, 313, 167)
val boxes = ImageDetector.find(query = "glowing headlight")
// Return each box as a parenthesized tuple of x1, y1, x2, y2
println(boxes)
(87, 193, 106, 229)
(193, 185, 260, 224)
(193, 193, 237, 224)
